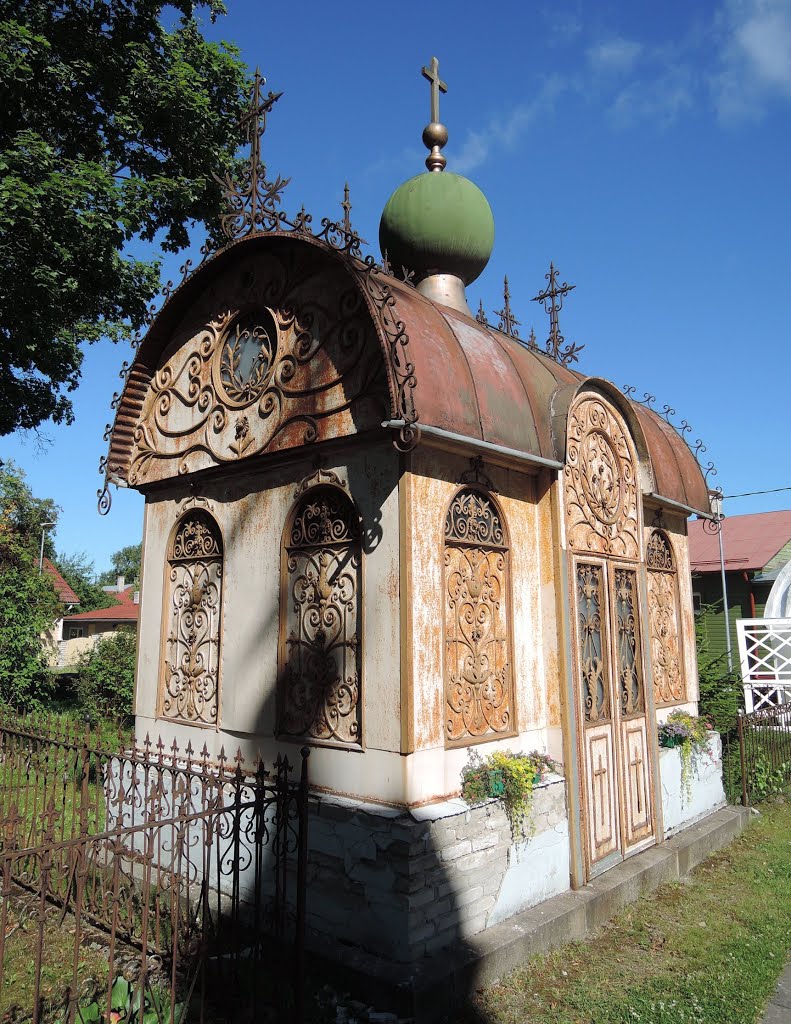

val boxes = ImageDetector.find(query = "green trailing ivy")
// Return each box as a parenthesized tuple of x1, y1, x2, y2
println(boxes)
(658, 709, 711, 805)
(460, 748, 557, 843)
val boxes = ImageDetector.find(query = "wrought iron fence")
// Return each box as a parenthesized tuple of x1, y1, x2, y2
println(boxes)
(720, 702, 791, 806)
(0, 712, 309, 1023)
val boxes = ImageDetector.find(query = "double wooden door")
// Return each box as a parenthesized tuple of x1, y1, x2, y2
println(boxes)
(573, 557, 655, 877)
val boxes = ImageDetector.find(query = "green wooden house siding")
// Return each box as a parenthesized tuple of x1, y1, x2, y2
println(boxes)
(762, 539, 791, 579)
(693, 572, 773, 671)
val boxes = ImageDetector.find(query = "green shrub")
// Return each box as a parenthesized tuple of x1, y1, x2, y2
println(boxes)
(695, 601, 743, 732)
(76, 628, 136, 724)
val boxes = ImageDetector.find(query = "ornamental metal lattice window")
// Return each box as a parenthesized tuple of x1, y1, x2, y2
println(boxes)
(646, 529, 685, 705)
(443, 488, 515, 745)
(218, 310, 278, 407)
(279, 486, 362, 746)
(160, 510, 223, 726)
(613, 567, 645, 716)
(576, 563, 610, 724)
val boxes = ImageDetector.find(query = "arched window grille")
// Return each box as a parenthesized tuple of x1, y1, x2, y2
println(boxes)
(443, 488, 515, 746)
(278, 486, 363, 747)
(646, 529, 686, 705)
(159, 509, 223, 726)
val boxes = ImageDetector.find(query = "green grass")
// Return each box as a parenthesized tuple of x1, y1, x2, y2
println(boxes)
(465, 797, 791, 1024)
(0, 898, 110, 1018)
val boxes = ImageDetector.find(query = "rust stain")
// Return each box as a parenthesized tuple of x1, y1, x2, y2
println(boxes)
(386, 565, 399, 601)
(545, 648, 561, 727)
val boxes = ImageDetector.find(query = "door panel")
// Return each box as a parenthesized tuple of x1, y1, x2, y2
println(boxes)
(610, 564, 654, 854)
(574, 560, 622, 869)
(584, 725, 619, 866)
(621, 720, 652, 847)
(574, 558, 655, 877)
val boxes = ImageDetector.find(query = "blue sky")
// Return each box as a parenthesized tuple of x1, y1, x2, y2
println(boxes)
(2, 0, 790, 575)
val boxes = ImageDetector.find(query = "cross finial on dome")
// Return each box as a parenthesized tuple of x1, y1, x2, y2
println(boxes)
(422, 56, 447, 124)
(421, 56, 449, 172)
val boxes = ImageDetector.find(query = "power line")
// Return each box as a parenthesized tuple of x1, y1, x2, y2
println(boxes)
(722, 485, 791, 499)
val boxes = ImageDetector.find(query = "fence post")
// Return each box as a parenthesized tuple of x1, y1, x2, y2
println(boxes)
(79, 716, 91, 836)
(293, 747, 310, 1024)
(737, 711, 749, 807)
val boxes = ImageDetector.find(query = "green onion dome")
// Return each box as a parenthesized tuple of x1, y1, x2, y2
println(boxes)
(379, 171, 495, 286)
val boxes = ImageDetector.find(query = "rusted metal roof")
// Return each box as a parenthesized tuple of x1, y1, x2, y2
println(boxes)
(689, 511, 791, 573)
(107, 232, 711, 516)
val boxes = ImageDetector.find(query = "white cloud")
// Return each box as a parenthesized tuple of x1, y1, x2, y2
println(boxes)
(610, 66, 696, 127)
(452, 76, 569, 175)
(714, 0, 791, 118)
(588, 37, 643, 73)
(542, 7, 584, 41)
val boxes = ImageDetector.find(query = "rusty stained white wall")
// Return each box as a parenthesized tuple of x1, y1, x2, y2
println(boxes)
(134, 442, 404, 802)
(402, 448, 561, 805)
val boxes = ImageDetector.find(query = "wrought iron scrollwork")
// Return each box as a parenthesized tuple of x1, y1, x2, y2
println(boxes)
(443, 488, 514, 745)
(531, 261, 584, 367)
(576, 563, 609, 724)
(279, 486, 363, 746)
(622, 385, 718, 487)
(160, 511, 223, 726)
(351, 256, 418, 451)
(218, 311, 278, 405)
(613, 568, 644, 717)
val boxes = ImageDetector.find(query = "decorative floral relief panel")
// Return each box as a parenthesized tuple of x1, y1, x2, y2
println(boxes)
(128, 251, 388, 485)
(564, 396, 640, 559)
(160, 510, 223, 726)
(279, 486, 362, 746)
(646, 530, 685, 705)
(443, 489, 514, 746)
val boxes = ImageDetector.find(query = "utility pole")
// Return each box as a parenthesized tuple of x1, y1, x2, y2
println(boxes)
(39, 521, 55, 572)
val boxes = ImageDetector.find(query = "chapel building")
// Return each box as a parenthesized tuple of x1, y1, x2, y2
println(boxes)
(103, 61, 728, 968)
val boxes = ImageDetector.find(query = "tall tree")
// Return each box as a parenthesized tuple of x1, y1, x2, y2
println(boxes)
(0, 0, 249, 434)
(0, 462, 60, 708)
(99, 542, 142, 586)
(56, 551, 116, 612)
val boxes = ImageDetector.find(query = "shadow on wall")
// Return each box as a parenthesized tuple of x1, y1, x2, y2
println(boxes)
(301, 777, 570, 1021)
(143, 459, 563, 1020)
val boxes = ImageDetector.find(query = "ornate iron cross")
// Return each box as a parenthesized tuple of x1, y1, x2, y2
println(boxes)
(422, 56, 447, 123)
(218, 68, 290, 239)
(341, 183, 352, 234)
(495, 276, 520, 338)
(531, 262, 583, 366)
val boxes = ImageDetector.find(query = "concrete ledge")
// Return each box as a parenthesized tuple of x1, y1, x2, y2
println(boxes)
(307, 805, 750, 1020)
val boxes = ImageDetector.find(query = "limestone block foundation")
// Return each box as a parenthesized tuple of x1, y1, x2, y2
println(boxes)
(659, 732, 726, 837)
(306, 776, 568, 962)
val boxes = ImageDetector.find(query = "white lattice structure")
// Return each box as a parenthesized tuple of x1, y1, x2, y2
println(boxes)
(736, 618, 791, 711)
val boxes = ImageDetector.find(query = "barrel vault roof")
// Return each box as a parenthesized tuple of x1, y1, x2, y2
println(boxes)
(107, 232, 711, 516)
